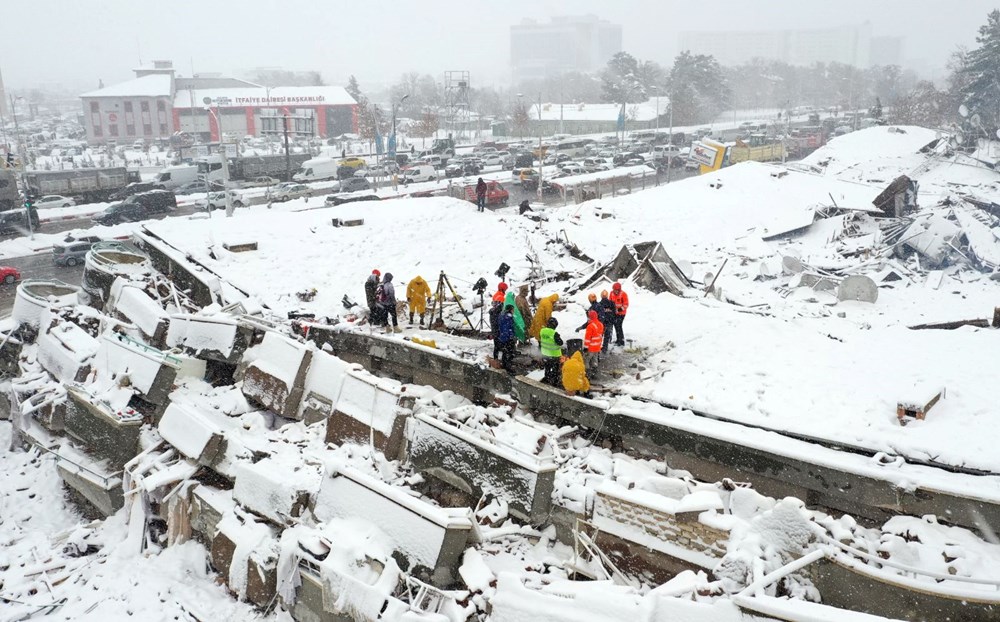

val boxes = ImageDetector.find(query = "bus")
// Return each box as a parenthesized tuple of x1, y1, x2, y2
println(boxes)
(554, 138, 594, 157)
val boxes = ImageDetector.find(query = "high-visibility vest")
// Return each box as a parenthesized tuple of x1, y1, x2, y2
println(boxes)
(609, 290, 628, 316)
(539, 327, 561, 358)
(584, 320, 604, 352)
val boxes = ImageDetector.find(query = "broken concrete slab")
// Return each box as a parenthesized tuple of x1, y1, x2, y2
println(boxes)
(872, 175, 918, 218)
(55, 442, 125, 517)
(165, 313, 252, 364)
(95, 333, 181, 405)
(11, 280, 82, 329)
(897, 387, 945, 425)
(63, 386, 144, 469)
(106, 281, 169, 347)
(576, 241, 692, 297)
(35, 321, 99, 384)
(407, 412, 557, 524)
(81, 242, 153, 304)
(312, 466, 474, 587)
(241, 331, 312, 420)
(897, 214, 961, 267)
(157, 403, 227, 467)
(232, 456, 323, 526)
(325, 368, 412, 460)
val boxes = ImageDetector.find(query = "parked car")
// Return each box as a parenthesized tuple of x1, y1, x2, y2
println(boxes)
(196, 191, 245, 210)
(244, 176, 279, 188)
(53, 240, 95, 267)
(583, 157, 612, 172)
(338, 177, 371, 193)
(267, 183, 311, 202)
(34, 195, 75, 208)
(445, 161, 480, 178)
(127, 189, 177, 214)
(174, 181, 213, 195)
(558, 163, 586, 176)
(400, 165, 437, 184)
(0, 266, 20, 285)
(91, 202, 148, 225)
(108, 181, 165, 201)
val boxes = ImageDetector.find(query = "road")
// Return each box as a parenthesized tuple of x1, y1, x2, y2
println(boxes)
(0, 253, 84, 315)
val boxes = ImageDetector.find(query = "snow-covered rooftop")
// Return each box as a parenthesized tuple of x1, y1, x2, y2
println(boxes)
(80, 73, 173, 98)
(529, 99, 665, 123)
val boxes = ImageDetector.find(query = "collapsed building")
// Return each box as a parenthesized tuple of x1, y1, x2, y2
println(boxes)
(3, 125, 1000, 621)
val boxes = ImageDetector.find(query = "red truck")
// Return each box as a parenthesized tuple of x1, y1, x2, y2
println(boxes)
(460, 181, 509, 207)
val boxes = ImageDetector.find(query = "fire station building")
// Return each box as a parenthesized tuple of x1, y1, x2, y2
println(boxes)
(80, 61, 358, 145)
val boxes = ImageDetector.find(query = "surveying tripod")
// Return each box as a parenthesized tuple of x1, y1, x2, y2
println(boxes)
(428, 271, 476, 331)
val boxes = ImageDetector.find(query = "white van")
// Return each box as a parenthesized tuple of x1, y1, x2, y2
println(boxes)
(401, 165, 437, 184)
(155, 164, 200, 190)
(293, 157, 339, 182)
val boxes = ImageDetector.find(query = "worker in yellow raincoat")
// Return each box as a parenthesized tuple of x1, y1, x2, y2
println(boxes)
(561, 351, 590, 396)
(528, 293, 559, 341)
(407, 275, 432, 326)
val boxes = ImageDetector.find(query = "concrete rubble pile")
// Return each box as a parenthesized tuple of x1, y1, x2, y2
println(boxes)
(3, 235, 1000, 622)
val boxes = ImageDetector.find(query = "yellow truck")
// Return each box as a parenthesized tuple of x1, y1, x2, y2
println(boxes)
(689, 135, 786, 174)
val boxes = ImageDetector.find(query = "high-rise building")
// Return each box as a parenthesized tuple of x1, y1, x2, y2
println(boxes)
(510, 15, 622, 84)
(678, 23, 896, 68)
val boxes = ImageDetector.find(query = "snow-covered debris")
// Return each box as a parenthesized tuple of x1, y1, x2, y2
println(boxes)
(241, 331, 312, 419)
(232, 455, 323, 526)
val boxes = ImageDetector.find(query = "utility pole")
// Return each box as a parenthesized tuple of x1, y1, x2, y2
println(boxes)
(283, 112, 291, 182)
(667, 91, 674, 184)
(559, 91, 564, 136)
(10, 95, 32, 239)
(537, 92, 543, 200)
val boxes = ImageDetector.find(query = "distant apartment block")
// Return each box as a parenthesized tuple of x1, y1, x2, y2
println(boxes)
(679, 23, 902, 68)
(511, 15, 622, 84)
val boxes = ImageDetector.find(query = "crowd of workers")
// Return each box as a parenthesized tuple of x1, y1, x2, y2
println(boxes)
(364, 270, 631, 397)
(487, 281, 629, 397)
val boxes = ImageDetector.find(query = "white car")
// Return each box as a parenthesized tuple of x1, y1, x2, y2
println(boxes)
(34, 195, 76, 208)
(268, 183, 311, 202)
(196, 191, 245, 210)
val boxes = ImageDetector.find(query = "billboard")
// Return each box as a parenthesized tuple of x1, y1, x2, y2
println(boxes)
(688, 142, 718, 167)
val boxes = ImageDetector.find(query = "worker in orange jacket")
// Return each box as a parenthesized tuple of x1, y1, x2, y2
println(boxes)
(583, 309, 604, 374)
(608, 282, 629, 347)
(492, 282, 508, 304)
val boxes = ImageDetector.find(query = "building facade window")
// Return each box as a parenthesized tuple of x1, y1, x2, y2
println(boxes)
(90, 101, 102, 137)
(124, 101, 135, 136)
(157, 100, 168, 136)
(109, 123, 118, 137)
(141, 101, 152, 135)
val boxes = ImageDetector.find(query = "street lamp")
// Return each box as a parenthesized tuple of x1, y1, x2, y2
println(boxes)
(202, 96, 233, 218)
(652, 86, 660, 134)
(390, 93, 409, 166)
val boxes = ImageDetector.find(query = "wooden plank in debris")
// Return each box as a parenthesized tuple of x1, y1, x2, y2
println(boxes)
(222, 242, 258, 253)
(331, 218, 365, 227)
(897, 388, 945, 425)
(908, 318, 991, 330)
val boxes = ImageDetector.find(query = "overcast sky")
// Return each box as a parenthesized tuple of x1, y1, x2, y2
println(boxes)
(3, 0, 995, 92)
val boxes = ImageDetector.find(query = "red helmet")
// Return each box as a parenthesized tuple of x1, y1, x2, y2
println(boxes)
(498, 282, 508, 292)
(612, 282, 622, 291)
(373, 269, 381, 276)
(588, 310, 598, 320)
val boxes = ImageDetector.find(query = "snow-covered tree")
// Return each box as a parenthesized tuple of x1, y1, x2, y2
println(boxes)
(958, 10, 1000, 133)
(668, 51, 731, 125)
(601, 52, 646, 104)
(890, 81, 946, 127)
(346, 75, 362, 103)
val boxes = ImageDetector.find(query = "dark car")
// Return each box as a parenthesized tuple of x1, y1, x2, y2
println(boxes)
(336, 165, 357, 180)
(340, 177, 371, 193)
(127, 189, 177, 213)
(108, 181, 165, 201)
(174, 181, 217, 195)
(514, 154, 534, 169)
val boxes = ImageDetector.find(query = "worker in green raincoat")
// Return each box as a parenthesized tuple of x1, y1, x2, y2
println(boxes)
(504, 290, 526, 342)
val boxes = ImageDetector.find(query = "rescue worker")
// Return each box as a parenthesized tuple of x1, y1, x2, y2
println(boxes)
(376, 273, 400, 333)
(504, 289, 527, 342)
(576, 293, 601, 332)
(406, 275, 432, 326)
(365, 269, 381, 325)
(598, 290, 616, 352)
(514, 284, 533, 341)
(608, 282, 629, 346)
(489, 294, 504, 359)
(475, 177, 488, 212)
(492, 282, 508, 304)
(498, 304, 517, 373)
(539, 317, 564, 386)
(583, 309, 604, 374)
(528, 293, 560, 342)
(561, 350, 590, 397)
